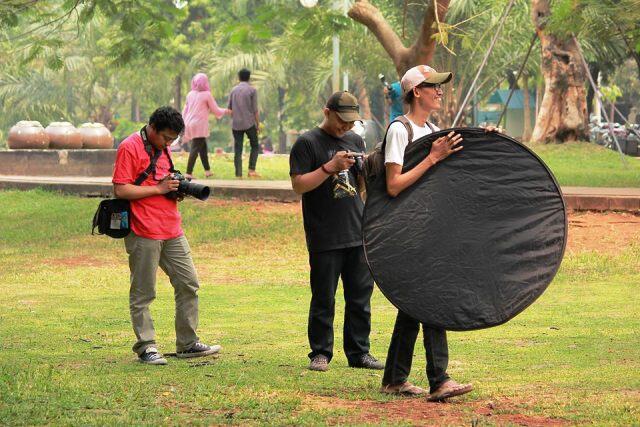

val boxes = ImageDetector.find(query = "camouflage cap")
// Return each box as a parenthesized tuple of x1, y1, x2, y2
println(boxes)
(326, 91, 362, 122)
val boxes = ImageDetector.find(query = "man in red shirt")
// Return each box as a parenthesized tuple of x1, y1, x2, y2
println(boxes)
(113, 106, 219, 365)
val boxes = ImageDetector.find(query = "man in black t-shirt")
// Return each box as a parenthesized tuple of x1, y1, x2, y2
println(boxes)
(289, 91, 384, 372)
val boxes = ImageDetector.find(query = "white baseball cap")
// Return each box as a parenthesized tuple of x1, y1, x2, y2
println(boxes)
(401, 65, 452, 94)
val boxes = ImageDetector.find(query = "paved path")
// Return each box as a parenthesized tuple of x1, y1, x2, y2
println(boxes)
(1, 175, 639, 211)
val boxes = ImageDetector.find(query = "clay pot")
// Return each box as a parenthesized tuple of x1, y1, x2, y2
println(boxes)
(79, 122, 113, 149)
(7, 121, 50, 149)
(46, 122, 82, 149)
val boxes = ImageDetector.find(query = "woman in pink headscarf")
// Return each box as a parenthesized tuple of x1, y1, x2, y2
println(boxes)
(182, 73, 232, 179)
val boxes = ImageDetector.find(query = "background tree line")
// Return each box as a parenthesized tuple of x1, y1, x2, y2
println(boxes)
(1, 0, 638, 148)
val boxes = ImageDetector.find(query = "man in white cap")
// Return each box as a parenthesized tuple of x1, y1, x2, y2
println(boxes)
(380, 65, 473, 400)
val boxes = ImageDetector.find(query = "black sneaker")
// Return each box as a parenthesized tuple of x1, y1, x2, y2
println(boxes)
(349, 353, 384, 370)
(176, 342, 221, 359)
(308, 354, 329, 372)
(138, 347, 168, 365)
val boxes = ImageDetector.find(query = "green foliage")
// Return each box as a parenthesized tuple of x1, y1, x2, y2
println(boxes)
(600, 84, 623, 103)
(547, 0, 636, 71)
(111, 118, 145, 143)
(1, 0, 639, 148)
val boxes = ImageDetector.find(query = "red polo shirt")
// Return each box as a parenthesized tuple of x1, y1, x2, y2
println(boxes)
(112, 132, 183, 240)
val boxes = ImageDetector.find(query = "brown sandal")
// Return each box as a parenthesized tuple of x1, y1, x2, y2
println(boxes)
(381, 382, 426, 396)
(427, 380, 473, 401)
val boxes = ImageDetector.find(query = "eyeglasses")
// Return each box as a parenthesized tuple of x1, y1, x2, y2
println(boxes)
(417, 82, 442, 91)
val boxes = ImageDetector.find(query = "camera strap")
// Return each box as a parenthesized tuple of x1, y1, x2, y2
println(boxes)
(136, 126, 176, 185)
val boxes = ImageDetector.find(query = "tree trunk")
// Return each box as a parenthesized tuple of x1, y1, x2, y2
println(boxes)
(278, 86, 286, 154)
(617, 26, 640, 80)
(95, 106, 115, 131)
(355, 78, 372, 120)
(586, 62, 599, 117)
(64, 69, 74, 120)
(531, 0, 588, 143)
(535, 81, 541, 119)
(348, 0, 451, 77)
(522, 74, 532, 141)
(174, 74, 183, 111)
(131, 94, 140, 122)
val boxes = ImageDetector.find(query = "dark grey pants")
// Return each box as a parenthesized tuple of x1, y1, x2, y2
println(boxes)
(382, 310, 450, 393)
(308, 246, 373, 364)
(233, 126, 259, 177)
(186, 137, 210, 174)
(125, 233, 200, 355)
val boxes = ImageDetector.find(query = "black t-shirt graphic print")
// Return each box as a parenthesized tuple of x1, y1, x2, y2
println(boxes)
(290, 127, 366, 253)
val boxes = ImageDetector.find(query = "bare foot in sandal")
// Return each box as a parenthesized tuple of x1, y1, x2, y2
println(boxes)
(427, 379, 473, 402)
(381, 382, 426, 397)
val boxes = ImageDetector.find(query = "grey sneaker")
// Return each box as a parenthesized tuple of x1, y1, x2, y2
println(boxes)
(349, 353, 384, 370)
(138, 347, 167, 365)
(176, 342, 221, 359)
(309, 354, 329, 372)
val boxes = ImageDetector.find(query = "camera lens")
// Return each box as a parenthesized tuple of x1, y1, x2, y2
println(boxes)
(177, 180, 211, 201)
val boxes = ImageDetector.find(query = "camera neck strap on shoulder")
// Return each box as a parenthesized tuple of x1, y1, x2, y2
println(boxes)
(136, 126, 175, 185)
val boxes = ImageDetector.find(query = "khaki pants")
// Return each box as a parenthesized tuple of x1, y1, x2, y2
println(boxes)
(125, 233, 200, 355)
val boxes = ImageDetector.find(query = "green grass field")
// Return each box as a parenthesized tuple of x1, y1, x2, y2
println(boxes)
(174, 142, 640, 188)
(526, 142, 640, 188)
(1, 190, 639, 425)
(172, 152, 291, 181)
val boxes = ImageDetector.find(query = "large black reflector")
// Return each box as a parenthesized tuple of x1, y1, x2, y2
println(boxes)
(363, 128, 567, 331)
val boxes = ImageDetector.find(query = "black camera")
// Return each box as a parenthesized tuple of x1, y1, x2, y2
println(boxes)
(164, 171, 211, 201)
(378, 73, 390, 89)
(348, 152, 365, 173)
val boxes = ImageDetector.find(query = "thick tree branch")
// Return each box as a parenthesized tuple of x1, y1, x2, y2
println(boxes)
(348, 0, 450, 77)
(411, 0, 451, 66)
(348, 0, 409, 74)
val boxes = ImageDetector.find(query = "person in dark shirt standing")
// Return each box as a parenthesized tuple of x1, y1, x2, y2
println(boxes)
(228, 68, 260, 178)
(289, 91, 384, 372)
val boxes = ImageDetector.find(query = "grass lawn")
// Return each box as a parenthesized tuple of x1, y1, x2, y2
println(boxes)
(174, 142, 640, 188)
(172, 152, 290, 181)
(0, 190, 639, 425)
(526, 142, 640, 188)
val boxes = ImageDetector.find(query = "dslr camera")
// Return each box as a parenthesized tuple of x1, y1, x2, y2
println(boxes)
(347, 152, 365, 173)
(164, 171, 211, 201)
(378, 73, 390, 90)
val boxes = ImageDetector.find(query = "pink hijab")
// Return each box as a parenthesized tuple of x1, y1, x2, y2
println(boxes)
(191, 73, 211, 92)
(181, 73, 228, 141)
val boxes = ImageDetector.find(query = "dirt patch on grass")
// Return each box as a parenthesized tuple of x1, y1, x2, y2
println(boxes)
(203, 201, 639, 256)
(301, 395, 569, 426)
(567, 211, 640, 254)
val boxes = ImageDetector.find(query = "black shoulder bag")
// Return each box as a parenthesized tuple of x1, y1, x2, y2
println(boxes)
(91, 127, 170, 238)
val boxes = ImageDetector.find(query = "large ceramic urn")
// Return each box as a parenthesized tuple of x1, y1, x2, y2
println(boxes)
(45, 122, 83, 149)
(7, 121, 50, 149)
(79, 122, 113, 149)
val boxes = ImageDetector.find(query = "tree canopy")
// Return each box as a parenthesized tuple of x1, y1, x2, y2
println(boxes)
(1, 0, 639, 145)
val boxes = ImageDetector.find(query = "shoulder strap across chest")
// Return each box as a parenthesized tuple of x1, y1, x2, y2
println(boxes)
(134, 126, 175, 186)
